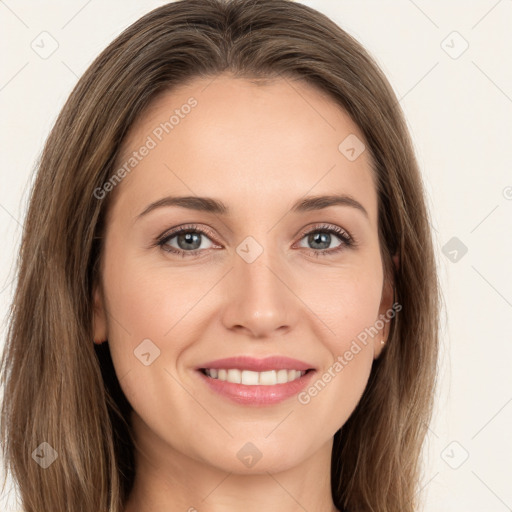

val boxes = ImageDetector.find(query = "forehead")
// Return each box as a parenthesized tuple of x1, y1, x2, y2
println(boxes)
(109, 74, 377, 227)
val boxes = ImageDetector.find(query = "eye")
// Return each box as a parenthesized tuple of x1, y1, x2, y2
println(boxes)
(154, 223, 356, 258)
(295, 223, 355, 257)
(156, 224, 219, 258)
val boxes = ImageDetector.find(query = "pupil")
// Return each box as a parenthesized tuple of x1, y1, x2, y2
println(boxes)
(179, 232, 201, 250)
(310, 232, 330, 250)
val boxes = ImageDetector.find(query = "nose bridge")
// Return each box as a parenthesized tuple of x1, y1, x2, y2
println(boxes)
(222, 235, 296, 336)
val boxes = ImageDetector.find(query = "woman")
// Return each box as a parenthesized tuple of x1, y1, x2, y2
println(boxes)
(0, 0, 440, 511)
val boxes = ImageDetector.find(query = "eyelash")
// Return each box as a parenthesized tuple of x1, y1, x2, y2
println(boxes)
(154, 223, 356, 259)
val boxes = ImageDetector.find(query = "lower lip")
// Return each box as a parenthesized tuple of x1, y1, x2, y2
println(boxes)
(196, 369, 316, 406)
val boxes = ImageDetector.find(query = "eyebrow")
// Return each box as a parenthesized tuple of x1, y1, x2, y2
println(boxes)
(136, 193, 369, 220)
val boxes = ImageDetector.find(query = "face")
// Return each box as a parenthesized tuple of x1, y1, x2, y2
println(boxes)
(93, 73, 395, 475)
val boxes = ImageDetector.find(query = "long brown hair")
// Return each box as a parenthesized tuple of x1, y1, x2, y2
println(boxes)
(0, 0, 440, 510)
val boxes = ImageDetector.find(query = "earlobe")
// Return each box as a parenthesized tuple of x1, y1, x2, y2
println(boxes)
(373, 289, 392, 359)
(92, 284, 108, 344)
(374, 253, 398, 359)
(392, 252, 400, 271)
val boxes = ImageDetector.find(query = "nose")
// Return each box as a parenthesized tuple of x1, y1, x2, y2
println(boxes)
(220, 246, 299, 339)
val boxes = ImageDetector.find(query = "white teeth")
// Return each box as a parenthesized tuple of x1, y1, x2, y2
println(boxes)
(259, 370, 277, 385)
(276, 369, 289, 383)
(227, 369, 241, 384)
(204, 368, 307, 385)
(241, 370, 259, 385)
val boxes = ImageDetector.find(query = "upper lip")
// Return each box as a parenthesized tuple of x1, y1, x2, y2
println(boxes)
(196, 356, 316, 372)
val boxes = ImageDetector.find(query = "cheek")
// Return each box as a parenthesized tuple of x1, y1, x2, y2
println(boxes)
(104, 249, 204, 341)
(98, 250, 186, 383)
(294, 268, 381, 424)
(100, 258, 200, 430)
(297, 262, 384, 345)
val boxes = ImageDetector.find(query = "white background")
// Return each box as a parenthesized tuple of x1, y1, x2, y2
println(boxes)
(1, 1, 511, 510)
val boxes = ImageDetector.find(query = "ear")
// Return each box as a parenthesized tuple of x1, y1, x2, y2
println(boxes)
(93, 282, 108, 344)
(373, 252, 399, 359)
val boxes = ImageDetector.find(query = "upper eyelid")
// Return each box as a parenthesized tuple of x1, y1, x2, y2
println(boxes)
(296, 223, 351, 239)
(159, 224, 219, 244)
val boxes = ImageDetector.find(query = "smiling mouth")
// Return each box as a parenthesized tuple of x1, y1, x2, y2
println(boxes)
(199, 368, 314, 386)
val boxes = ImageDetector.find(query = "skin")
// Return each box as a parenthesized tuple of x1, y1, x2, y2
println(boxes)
(93, 73, 397, 512)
